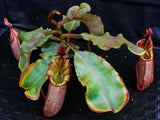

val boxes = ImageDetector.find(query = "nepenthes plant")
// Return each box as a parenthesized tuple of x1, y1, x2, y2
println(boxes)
(4, 3, 154, 117)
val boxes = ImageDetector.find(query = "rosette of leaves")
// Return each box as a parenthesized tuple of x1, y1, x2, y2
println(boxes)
(5, 2, 152, 118)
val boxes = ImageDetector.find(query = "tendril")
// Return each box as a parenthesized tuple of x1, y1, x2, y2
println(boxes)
(48, 10, 61, 27)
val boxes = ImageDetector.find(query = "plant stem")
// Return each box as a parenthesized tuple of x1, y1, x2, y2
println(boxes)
(48, 11, 92, 51)
(88, 40, 91, 52)
(78, 19, 92, 34)
(78, 19, 92, 52)
(57, 18, 71, 30)
(49, 35, 77, 53)
(49, 36, 62, 42)
(64, 41, 77, 53)
(67, 32, 71, 43)
(67, 36, 70, 42)
(40, 89, 46, 99)
(62, 33, 82, 39)
(45, 30, 62, 36)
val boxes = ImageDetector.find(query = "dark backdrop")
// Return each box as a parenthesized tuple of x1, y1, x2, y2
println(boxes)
(0, 0, 160, 120)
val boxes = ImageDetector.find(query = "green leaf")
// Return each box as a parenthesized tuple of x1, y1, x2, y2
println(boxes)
(41, 42, 60, 57)
(67, 3, 91, 19)
(19, 27, 48, 44)
(18, 52, 31, 72)
(65, 3, 103, 35)
(63, 3, 90, 32)
(74, 51, 129, 113)
(63, 15, 80, 32)
(79, 3, 91, 16)
(18, 27, 52, 72)
(80, 13, 104, 35)
(81, 32, 145, 56)
(67, 5, 80, 19)
(19, 56, 56, 100)
(19, 27, 51, 53)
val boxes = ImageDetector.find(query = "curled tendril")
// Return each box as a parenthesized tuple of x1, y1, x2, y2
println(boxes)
(48, 10, 71, 31)
(48, 10, 61, 27)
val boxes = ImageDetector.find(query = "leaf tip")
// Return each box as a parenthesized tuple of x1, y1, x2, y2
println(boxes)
(25, 90, 39, 101)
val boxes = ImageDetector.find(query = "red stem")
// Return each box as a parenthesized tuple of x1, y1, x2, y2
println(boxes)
(78, 19, 92, 52)
(57, 18, 71, 30)
(88, 40, 91, 52)
(41, 89, 46, 99)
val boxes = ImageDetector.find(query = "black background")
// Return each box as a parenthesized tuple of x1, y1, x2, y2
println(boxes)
(0, 0, 160, 120)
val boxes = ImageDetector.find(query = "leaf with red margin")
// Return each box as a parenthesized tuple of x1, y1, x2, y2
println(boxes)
(64, 3, 104, 35)
(18, 52, 31, 72)
(66, 2, 91, 19)
(63, 3, 90, 32)
(81, 32, 145, 56)
(19, 27, 51, 53)
(74, 51, 129, 113)
(19, 56, 56, 100)
(79, 13, 104, 35)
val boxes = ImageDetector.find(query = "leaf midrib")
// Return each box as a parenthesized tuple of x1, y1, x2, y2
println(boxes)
(69, 20, 77, 32)
(28, 72, 47, 90)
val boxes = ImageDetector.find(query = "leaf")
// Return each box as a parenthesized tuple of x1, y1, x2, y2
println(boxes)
(81, 32, 145, 56)
(74, 51, 129, 113)
(47, 56, 71, 86)
(18, 52, 31, 72)
(18, 27, 52, 71)
(63, 15, 80, 32)
(19, 27, 51, 53)
(66, 3, 103, 35)
(19, 56, 56, 100)
(67, 3, 91, 19)
(80, 13, 104, 35)
(79, 3, 91, 16)
(41, 42, 60, 57)
(67, 5, 80, 19)
(63, 3, 90, 32)
(18, 27, 48, 43)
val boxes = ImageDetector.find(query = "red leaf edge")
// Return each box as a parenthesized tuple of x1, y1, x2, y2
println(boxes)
(86, 76, 129, 113)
